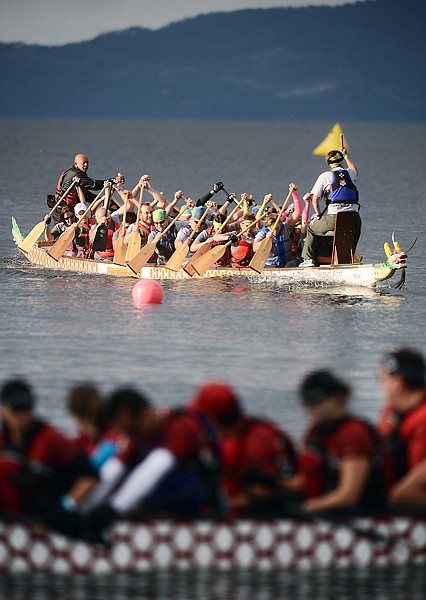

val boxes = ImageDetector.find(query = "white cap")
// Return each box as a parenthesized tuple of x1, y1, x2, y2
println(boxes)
(74, 202, 88, 214)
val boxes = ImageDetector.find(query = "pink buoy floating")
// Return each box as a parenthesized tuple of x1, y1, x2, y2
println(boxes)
(132, 279, 163, 306)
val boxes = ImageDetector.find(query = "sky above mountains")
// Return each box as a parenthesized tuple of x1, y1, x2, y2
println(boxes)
(1, 0, 366, 45)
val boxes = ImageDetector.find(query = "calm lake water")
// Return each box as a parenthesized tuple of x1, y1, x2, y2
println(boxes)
(0, 118, 425, 598)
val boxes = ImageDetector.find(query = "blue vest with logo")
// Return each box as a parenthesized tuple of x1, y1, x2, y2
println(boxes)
(329, 169, 359, 204)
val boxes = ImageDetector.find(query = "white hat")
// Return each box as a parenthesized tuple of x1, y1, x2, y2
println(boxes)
(74, 202, 88, 214)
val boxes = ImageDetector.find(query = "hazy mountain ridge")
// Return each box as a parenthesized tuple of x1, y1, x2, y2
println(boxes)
(1, 0, 425, 120)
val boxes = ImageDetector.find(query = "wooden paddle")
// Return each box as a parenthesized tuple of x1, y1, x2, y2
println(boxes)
(127, 206, 188, 274)
(125, 186, 144, 263)
(91, 184, 113, 252)
(192, 211, 266, 277)
(183, 197, 245, 276)
(18, 180, 78, 253)
(249, 189, 293, 274)
(47, 185, 107, 262)
(164, 206, 210, 271)
(113, 191, 129, 266)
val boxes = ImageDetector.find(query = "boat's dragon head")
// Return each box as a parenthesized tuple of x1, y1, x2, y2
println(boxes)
(383, 232, 410, 289)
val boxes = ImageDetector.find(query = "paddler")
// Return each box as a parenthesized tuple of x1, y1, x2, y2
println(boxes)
(190, 212, 239, 267)
(83, 387, 223, 542)
(230, 212, 258, 268)
(286, 370, 388, 515)
(377, 348, 426, 511)
(89, 207, 116, 260)
(147, 209, 179, 264)
(174, 206, 208, 253)
(191, 381, 299, 517)
(252, 187, 302, 268)
(0, 379, 98, 531)
(44, 205, 78, 257)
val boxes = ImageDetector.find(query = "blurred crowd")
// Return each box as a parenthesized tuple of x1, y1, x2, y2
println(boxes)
(1, 347, 425, 544)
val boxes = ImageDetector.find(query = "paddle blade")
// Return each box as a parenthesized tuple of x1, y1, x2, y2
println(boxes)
(113, 236, 127, 266)
(182, 242, 212, 276)
(91, 224, 108, 252)
(127, 241, 157, 274)
(125, 229, 141, 262)
(47, 229, 76, 262)
(249, 237, 273, 273)
(165, 242, 189, 272)
(192, 244, 227, 276)
(18, 220, 46, 253)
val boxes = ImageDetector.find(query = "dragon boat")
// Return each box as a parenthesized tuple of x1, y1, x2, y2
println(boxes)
(0, 515, 425, 573)
(12, 218, 407, 288)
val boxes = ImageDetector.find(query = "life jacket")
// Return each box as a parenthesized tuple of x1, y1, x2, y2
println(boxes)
(75, 222, 90, 256)
(302, 416, 387, 514)
(384, 400, 426, 482)
(221, 417, 298, 500)
(0, 420, 95, 514)
(231, 237, 254, 268)
(207, 225, 233, 267)
(132, 222, 158, 263)
(291, 227, 302, 260)
(261, 223, 293, 267)
(94, 227, 114, 259)
(55, 167, 80, 208)
(138, 222, 151, 244)
(329, 169, 359, 204)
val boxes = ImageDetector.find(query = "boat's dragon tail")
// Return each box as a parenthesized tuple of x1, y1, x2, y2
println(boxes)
(11, 217, 24, 247)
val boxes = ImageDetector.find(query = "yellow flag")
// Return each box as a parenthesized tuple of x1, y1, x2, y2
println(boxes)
(313, 123, 350, 156)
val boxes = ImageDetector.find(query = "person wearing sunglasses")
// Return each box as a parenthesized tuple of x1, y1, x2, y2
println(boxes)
(174, 206, 209, 253)
(147, 209, 179, 264)
(190, 212, 239, 267)
(230, 213, 259, 268)
(44, 205, 78, 256)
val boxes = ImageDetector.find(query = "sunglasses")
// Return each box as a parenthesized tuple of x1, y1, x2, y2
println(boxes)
(64, 215, 75, 221)
(154, 219, 166, 226)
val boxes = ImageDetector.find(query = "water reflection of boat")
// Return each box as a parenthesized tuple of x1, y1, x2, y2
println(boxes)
(0, 516, 425, 573)
(12, 218, 406, 288)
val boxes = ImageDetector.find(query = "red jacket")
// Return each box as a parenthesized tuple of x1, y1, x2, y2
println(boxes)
(221, 416, 297, 499)
(377, 396, 426, 482)
(299, 416, 387, 513)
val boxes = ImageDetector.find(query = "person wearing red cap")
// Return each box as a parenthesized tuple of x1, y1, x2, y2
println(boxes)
(377, 348, 426, 510)
(191, 381, 298, 516)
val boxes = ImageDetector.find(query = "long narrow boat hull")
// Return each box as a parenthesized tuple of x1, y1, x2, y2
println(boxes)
(12, 218, 399, 287)
(0, 516, 425, 573)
